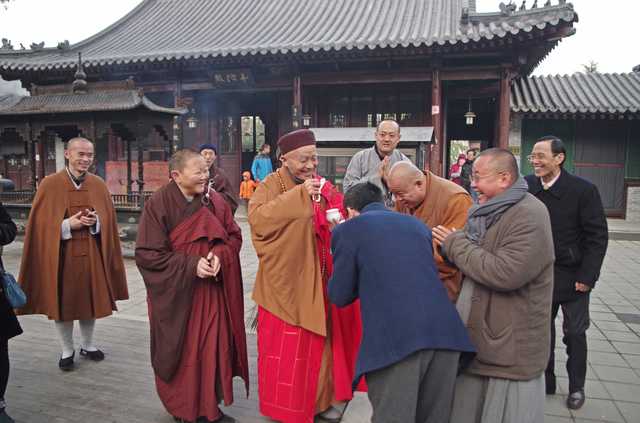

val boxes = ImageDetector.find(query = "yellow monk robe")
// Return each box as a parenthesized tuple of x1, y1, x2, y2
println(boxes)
(396, 170, 472, 302)
(249, 168, 362, 423)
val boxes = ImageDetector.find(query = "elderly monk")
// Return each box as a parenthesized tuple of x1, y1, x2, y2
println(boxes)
(199, 143, 238, 215)
(249, 129, 363, 423)
(135, 149, 248, 423)
(387, 161, 472, 301)
(18, 137, 128, 371)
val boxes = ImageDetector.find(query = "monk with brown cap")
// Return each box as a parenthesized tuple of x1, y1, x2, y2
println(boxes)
(249, 129, 363, 423)
(388, 161, 472, 301)
(18, 137, 128, 370)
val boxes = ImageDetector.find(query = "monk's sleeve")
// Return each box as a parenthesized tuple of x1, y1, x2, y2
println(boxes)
(135, 203, 200, 294)
(434, 193, 472, 278)
(249, 183, 312, 241)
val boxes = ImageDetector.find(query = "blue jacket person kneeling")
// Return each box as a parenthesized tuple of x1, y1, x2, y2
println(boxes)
(328, 182, 475, 423)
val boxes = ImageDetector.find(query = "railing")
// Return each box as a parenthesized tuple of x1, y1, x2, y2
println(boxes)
(0, 191, 153, 211)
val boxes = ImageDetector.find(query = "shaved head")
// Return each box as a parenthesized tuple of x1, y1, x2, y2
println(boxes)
(169, 149, 204, 173)
(388, 161, 422, 186)
(387, 160, 427, 209)
(477, 148, 519, 183)
(66, 137, 93, 150)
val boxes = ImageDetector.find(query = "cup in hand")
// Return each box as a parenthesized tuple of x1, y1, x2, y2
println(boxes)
(326, 208, 342, 225)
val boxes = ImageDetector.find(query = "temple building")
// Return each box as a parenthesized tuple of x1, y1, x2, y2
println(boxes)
(2, 0, 637, 218)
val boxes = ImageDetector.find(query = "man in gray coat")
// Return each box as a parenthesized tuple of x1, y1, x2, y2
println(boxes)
(433, 148, 554, 423)
(342, 120, 409, 207)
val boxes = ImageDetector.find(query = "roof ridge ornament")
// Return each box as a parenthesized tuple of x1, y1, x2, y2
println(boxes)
(499, 1, 517, 16)
(72, 52, 88, 94)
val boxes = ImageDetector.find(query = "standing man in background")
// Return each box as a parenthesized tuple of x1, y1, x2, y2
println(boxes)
(343, 120, 408, 206)
(251, 143, 273, 183)
(526, 136, 608, 410)
(199, 143, 238, 214)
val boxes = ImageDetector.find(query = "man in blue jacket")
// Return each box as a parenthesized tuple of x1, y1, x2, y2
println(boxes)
(250, 144, 273, 182)
(328, 182, 475, 423)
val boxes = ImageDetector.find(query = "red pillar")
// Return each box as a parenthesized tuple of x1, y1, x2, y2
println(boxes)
(429, 69, 443, 176)
(498, 68, 512, 150)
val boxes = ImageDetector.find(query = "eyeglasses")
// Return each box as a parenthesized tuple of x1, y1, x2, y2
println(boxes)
(472, 172, 503, 183)
(527, 153, 557, 163)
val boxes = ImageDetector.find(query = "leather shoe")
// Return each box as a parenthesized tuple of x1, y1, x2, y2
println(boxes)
(567, 390, 586, 410)
(80, 348, 105, 361)
(545, 372, 556, 395)
(58, 351, 75, 371)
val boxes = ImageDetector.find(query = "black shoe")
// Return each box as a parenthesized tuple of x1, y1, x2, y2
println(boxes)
(80, 348, 105, 361)
(567, 390, 586, 410)
(545, 372, 557, 395)
(210, 414, 236, 423)
(58, 351, 75, 371)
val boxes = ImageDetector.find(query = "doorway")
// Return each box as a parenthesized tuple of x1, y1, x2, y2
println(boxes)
(241, 115, 267, 174)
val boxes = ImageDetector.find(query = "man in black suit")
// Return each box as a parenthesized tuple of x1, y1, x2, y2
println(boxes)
(525, 136, 609, 411)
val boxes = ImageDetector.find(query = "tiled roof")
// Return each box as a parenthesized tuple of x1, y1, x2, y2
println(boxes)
(0, 0, 576, 71)
(0, 90, 185, 115)
(511, 73, 640, 115)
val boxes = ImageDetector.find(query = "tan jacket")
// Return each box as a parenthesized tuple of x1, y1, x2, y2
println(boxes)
(443, 193, 554, 381)
(397, 171, 472, 301)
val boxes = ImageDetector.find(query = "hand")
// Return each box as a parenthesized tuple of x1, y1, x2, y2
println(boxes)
(303, 178, 322, 197)
(575, 282, 591, 292)
(378, 156, 390, 181)
(209, 252, 221, 277)
(432, 226, 457, 247)
(79, 209, 97, 227)
(196, 252, 217, 279)
(68, 211, 84, 230)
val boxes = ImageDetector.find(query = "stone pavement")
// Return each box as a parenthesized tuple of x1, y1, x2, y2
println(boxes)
(2, 221, 640, 422)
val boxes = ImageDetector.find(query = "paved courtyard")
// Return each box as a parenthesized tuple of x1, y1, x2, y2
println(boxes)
(3, 220, 640, 422)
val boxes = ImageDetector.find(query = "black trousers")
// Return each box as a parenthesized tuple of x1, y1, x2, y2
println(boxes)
(0, 338, 8, 404)
(546, 293, 590, 393)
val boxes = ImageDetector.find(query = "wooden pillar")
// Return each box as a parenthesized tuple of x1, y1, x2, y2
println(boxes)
(429, 69, 443, 175)
(38, 134, 46, 184)
(497, 68, 512, 150)
(126, 139, 132, 195)
(292, 74, 302, 129)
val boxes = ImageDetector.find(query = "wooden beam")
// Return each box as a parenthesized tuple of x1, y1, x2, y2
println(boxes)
(429, 69, 443, 176)
(497, 68, 511, 150)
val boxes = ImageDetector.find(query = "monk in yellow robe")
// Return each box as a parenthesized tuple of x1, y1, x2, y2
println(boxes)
(388, 161, 472, 301)
(249, 129, 363, 423)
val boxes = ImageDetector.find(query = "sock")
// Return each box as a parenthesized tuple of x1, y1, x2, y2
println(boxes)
(54, 321, 74, 359)
(79, 319, 98, 352)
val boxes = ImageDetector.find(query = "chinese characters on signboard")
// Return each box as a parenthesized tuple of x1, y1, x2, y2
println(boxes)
(211, 70, 253, 87)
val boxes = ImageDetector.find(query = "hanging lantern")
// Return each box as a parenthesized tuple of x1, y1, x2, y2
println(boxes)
(186, 108, 198, 129)
(464, 98, 476, 126)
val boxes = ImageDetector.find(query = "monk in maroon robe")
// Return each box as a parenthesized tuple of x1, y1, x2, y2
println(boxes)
(135, 149, 248, 423)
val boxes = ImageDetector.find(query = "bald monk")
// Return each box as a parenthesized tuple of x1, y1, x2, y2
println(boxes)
(18, 137, 128, 370)
(135, 149, 248, 423)
(249, 129, 363, 423)
(388, 161, 472, 301)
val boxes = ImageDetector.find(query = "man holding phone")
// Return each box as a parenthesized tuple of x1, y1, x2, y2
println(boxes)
(19, 137, 128, 371)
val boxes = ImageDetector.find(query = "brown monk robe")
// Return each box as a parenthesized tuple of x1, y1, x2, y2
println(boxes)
(18, 169, 128, 321)
(199, 143, 238, 214)
(136, 150, 248, 423)
(389, 162, 472, 301)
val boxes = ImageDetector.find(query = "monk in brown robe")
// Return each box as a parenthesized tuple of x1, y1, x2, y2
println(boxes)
(135, 149, 248, 423)
(199, 143, 238, 215)
(388, 161, 472, 301)
(18, 137, 128, 370)
(249, 129, 363, 423)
